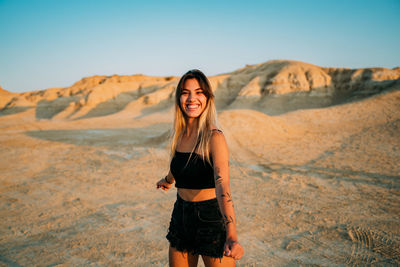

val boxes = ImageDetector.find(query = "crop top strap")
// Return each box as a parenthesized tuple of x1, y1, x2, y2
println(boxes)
(211, 129, 223, 134)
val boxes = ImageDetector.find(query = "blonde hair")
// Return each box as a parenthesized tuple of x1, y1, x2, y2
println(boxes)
(170, 69, 218, 165)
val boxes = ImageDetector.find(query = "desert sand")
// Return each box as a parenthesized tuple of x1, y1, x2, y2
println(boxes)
(1, 60, 399, 266)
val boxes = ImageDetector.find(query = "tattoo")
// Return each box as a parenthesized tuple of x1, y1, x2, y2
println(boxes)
(223, 215, 234, 226)
(220, 192, 232, 202)
(214, 166, 223, 186)
(214, 166, 235, 227)
(215, 175, 223, 186)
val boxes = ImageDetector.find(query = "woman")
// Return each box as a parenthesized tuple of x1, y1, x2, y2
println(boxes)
(156, 69, 244, 266)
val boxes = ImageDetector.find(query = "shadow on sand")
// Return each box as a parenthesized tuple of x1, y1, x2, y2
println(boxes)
(25, 123, 171, 148)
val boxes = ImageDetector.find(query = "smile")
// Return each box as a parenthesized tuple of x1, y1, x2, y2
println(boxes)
(186, 104, 200, 110)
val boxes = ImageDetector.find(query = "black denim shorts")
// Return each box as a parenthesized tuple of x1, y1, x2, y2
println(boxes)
(166, 193, 226, 258)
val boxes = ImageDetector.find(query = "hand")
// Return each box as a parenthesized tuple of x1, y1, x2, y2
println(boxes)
(156, 177, 172, 191)
(224, 239, 244, 260)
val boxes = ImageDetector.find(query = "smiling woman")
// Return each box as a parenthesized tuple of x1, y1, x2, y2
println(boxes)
(180, 79, 208, 119)
(156, 69, 244, 266)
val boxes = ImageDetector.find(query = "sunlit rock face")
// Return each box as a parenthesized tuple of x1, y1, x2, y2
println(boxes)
(1, 60, 399, 118)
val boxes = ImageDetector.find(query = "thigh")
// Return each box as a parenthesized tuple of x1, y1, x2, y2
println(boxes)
(202, 255, 235, 267)
(169, 246, 199, 267)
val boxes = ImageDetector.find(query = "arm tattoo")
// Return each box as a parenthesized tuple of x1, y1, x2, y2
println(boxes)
(214, 166, 223, 186)
(214, 166, 235, 225)
(215, 175, 223, 186)
(223, 215, 234, 226)
(220, 192, 232, 202)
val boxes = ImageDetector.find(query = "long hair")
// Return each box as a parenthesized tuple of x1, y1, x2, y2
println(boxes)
(170, 69, 218, 165)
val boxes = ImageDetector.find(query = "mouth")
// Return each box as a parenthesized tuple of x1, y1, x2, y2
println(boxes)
(186, 104, 200, 111)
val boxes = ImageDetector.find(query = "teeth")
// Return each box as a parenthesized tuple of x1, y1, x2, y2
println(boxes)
(187, 105, 199, 109)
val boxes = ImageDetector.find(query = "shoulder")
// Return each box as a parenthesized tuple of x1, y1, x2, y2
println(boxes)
(210, 128, 228, 156)
(210, 128, 225, 143)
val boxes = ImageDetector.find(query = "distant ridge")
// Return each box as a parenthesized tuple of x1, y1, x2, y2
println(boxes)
(1, 60, 399, 118)
(0, 85, 12, 95)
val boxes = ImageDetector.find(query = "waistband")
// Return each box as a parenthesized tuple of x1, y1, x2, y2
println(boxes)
(177, 193, 218, 206)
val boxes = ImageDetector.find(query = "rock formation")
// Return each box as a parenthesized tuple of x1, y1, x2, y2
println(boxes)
(1, 60, 399, 118)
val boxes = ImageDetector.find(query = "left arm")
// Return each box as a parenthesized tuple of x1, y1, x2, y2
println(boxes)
(210, 131, 244, 260)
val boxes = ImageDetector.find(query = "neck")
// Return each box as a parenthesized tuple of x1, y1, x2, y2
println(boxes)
(184, 118, 198, 137)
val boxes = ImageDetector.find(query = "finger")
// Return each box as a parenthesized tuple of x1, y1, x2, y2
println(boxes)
(231, 253, 241, 260)
(235, 252, 243, 260)
(231, 249, 241, 260)
(230, 250, 237, 259)
(230, 245, 241, 259)
(232, 247, 243, 260)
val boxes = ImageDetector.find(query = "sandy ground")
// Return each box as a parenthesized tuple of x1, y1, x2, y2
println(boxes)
(1, 88, 400, 266)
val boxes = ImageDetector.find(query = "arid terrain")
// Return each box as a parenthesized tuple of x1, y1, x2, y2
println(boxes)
(1, 60, 399, 266)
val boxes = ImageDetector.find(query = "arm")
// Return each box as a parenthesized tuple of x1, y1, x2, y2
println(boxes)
(156, 170, 175, 191)
(210, 131, 244, 260)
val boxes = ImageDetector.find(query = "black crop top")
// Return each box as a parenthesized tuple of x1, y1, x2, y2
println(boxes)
(170, 151, 215, 189)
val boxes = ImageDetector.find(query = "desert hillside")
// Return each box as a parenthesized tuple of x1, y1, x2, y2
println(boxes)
(1, 60, 399, 118)
(0, 60, 399, 266)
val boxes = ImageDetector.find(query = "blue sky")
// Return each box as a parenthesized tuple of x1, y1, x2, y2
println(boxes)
(1, 0, 399, 93)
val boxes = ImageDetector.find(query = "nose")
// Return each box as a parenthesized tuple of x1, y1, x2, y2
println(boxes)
(187, 92, 195, 102)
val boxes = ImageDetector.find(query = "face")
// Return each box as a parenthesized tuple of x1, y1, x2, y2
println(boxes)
(180, 78, 208, 119)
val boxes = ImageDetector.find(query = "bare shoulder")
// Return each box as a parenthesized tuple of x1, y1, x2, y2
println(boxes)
(210, 128, 225, 143)
(210, 128, 228, 156)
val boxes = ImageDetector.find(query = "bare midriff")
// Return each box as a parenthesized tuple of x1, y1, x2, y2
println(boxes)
(177, 188, 216, 202)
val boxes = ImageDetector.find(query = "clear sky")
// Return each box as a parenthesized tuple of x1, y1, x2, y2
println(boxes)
(1, 0, 399, 93)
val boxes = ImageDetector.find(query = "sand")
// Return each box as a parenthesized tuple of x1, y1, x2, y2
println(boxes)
(1, 60, 399, 266)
